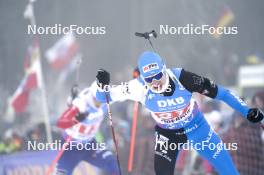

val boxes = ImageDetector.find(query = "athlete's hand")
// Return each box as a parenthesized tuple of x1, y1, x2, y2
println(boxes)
(73, 112, 87, 123)
(71, 84, 79, 99)
(247, 108, 264, 123)
(96, 69, 110, 89)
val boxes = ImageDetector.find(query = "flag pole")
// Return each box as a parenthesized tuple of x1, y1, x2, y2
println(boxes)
(24, 0, 53, 143)
(128, 101, 139, 173)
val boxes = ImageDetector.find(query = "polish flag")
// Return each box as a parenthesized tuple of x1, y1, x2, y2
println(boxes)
(10, 42, 41, 113)
(45, 33, 79, 70)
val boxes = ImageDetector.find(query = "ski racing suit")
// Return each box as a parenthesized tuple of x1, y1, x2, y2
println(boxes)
(96, 68, 250, 175)
(55, 83, 119, 175)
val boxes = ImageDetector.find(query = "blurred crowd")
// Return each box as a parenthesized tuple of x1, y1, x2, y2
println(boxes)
(0, 122, 61, 155)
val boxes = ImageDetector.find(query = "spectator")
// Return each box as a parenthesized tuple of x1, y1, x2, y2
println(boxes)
(223, 91, 264, 175)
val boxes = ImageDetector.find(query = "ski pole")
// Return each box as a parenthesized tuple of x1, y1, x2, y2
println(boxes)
(46, 135, 73, 175)
(105, 92, 122, 175)
(135, 30, 157, 52)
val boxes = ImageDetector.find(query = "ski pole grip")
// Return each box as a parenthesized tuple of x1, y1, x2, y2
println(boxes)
(150, 30, 157, 38)
(135, 30, 157, 39)
(135, 32, 145, 38)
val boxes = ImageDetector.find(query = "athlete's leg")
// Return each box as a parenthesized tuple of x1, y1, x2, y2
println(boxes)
(154, 125, 187, 175)
(186, 113, 239, 175)
(55, 146, 81, 175)
(81, 140, 119, 175)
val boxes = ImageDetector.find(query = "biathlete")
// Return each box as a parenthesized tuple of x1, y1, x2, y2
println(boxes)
(95, 51, 264, 175)
(55, 81, 119, 175)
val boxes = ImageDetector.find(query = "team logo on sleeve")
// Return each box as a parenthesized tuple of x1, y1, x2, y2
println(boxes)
(148, 93, 155, 100)
(143, 63, 159, 73)
(192, 75, 203, 85)
(230, 92, 247, 106)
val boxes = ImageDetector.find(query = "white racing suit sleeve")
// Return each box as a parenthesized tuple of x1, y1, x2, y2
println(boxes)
(96, 78, 146, 104)
(71, 88, 91, 113)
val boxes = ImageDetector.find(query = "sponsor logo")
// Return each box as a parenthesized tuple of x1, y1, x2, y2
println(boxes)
(148, 93, 155, 100)
(155, 104, 190, 121)
(157, 97, 185, 108)
(155, 133, 169, 154)
(213, 142, 223, 159)
(143, 63, 159, 73)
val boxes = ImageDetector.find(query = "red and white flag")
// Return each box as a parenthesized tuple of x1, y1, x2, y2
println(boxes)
(9, 41, 41, 113)
(45, 33, 79, 70)
(57, 53, 82, 84)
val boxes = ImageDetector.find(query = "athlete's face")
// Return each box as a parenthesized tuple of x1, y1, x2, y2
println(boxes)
(145, 71, 167, 93)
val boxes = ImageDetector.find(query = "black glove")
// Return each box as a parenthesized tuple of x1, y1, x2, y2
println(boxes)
(66, 85, 79, 107)
(74, 112, 87, 123)
(71, 84, 79, 99)
(247, 108, 264, 123)
(96, 69, 110, 89)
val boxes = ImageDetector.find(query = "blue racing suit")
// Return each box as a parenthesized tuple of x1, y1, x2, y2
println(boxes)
(96, 68, 250, 175)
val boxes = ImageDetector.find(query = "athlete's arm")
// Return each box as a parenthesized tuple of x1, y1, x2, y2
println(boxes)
(178, 69, 263, 122)
(56, 88, 90, 129)
(96, 78, 145, 103)
(95, 69, 145, 103)
(56, 106, 86, 129)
